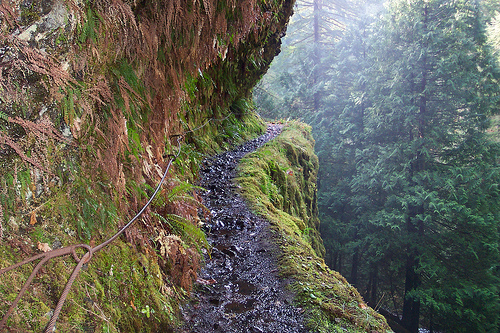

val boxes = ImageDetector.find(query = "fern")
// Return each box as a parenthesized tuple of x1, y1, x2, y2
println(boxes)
(167, 180, 204, 202)
(78, 6, 99, 45)
(152, 212, 209, 253)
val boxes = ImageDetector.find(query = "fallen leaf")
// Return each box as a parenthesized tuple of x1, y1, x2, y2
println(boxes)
(30, 211, 37, 225)
(130, 300, 137, 311)
(359, 302, 367, 309)
(37, 242, 52, 252)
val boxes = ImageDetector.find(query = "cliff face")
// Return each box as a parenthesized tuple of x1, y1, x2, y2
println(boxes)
(0, 0, 294, 331)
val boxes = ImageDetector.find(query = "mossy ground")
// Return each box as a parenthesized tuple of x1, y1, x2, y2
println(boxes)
(236, 121, 393, 333)
(1, 240, 178, 332)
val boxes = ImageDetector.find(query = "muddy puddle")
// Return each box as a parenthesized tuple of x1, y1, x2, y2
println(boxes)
(178, 124, 308, 333)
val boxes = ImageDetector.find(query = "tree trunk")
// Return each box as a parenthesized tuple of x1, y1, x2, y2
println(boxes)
(350, 247, 359, 287)
(338, 251, 342, 275)
(402, 249, 421, 333)
(429, 305, 434, 333)
(329, 249, 337, 271)
(401, 4, 428, 332)
(312, 0, 322, 112)
(330, 250, 340, 272)
(367, 264, 378, 306)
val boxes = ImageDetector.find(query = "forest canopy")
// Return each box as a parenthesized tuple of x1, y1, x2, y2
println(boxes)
(254, 0, 500, 332)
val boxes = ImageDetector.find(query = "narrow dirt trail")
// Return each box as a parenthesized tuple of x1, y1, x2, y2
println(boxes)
(179, 124, 308, 333)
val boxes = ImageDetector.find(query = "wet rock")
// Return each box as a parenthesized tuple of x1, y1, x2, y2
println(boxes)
(179, 124, 308, 333)
(52, 239, 62, 249)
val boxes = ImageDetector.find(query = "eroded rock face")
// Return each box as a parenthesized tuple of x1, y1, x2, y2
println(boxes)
(16, 1, 75, 42)
(180, 125, 308, 333)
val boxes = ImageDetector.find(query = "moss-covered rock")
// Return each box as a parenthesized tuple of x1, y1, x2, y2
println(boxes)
(236, 121, 393, 333)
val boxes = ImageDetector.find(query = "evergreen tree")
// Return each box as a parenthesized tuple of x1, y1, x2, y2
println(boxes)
(254, 0, 354, 119)
(315, 18, 373, 279)
(488, 11, 500, 60)
(255, 0, 500, 330)
(350, 0, 500, 331)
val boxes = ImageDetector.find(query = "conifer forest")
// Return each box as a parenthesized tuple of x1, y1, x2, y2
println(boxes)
(255, 0, 500, 331)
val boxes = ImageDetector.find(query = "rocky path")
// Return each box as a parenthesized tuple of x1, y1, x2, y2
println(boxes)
(179, 124, 308, 333)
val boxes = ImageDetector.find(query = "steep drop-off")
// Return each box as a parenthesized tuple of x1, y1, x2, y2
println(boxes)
(236, 122, 391, 332)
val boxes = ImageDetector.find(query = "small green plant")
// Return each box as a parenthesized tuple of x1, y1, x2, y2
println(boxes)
(141, 305, 155, 318)
(60, 175, 120, 241)
(152, 212, 208, 253)
(60, 83, 85, 126)
(30, 225, 49, 243)
(78, 6, 100, 45)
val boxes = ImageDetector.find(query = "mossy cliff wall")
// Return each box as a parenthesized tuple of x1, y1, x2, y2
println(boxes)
(237, 121, 392, 333)
(0, 0, 294, 331)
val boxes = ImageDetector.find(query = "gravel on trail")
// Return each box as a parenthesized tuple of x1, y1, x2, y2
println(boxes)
(178, 124, 308, 333)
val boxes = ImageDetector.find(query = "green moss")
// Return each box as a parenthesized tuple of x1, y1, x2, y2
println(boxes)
(236, 121, 392, 333)
(0, 238, 184, 332)
(70, 241, 181, 332)
(237, 121, 324, 256)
